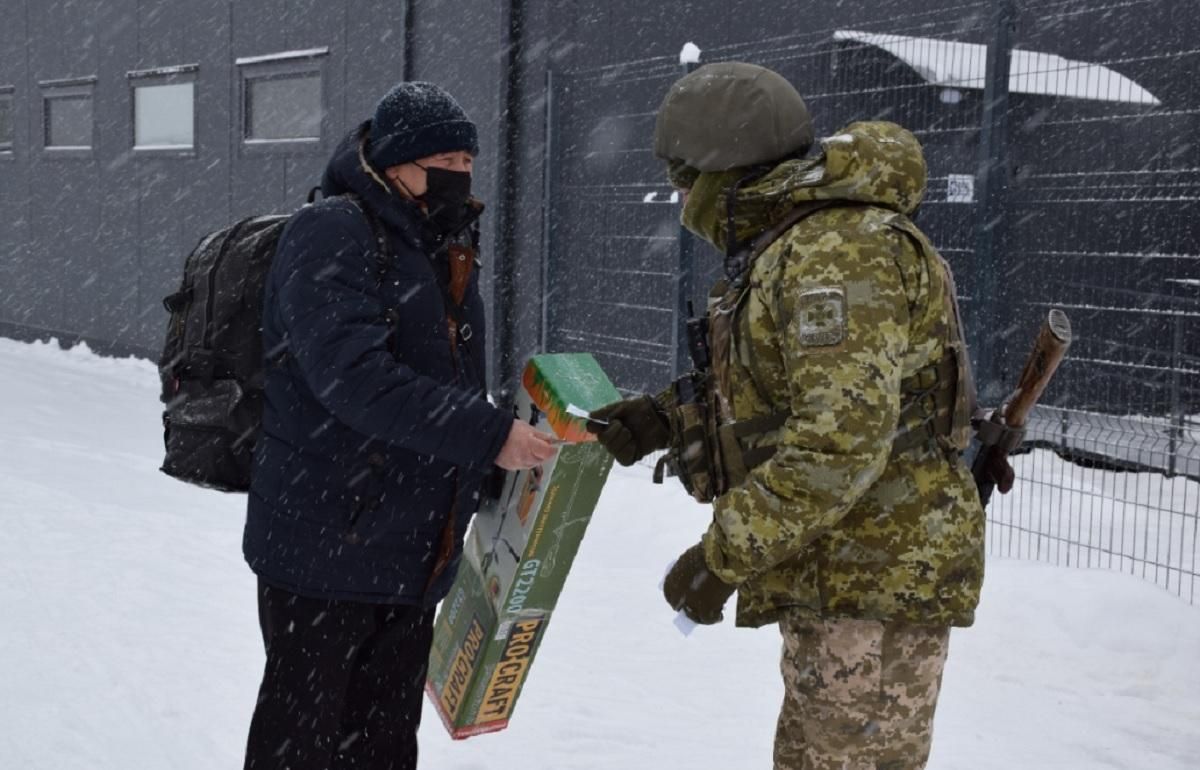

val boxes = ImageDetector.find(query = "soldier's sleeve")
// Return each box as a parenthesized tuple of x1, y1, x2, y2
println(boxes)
(703, 231, 912, 585)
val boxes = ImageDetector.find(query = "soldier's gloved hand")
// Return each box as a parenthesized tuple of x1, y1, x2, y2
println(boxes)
(585, 395, 670, 466)
(663, 543, 736, 625)
(985, 452, 1016, 494)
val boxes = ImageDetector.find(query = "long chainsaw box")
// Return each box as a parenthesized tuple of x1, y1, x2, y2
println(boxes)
(426, 353, 619, 739)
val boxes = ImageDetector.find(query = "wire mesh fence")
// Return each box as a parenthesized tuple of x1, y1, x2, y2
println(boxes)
(984, 0, 1200, 601)
(545, 0, 1199, 603)
(991, 411, 1199, 603)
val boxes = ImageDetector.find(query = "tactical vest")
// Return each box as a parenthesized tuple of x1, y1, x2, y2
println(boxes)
(655, 204, 975, 505)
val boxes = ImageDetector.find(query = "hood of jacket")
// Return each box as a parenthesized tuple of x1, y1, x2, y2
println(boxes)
(320, 120, 438, 252)
(681, 121, 929, 252)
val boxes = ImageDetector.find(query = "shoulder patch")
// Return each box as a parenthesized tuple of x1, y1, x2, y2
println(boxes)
(796, 287, 847, 348)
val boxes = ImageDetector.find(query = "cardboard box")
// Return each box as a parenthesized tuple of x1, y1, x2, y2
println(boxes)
(426, 353, 619, 739)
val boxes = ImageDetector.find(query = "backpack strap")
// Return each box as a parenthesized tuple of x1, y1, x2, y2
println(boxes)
(189, 218, 255, 383)
(340, 193, 390, 287)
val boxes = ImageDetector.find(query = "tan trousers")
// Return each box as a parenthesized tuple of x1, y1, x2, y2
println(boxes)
(774, 613, 950, 770)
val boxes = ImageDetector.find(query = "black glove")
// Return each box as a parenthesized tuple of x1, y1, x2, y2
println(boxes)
(984, 451, 1016, 494)
(585, 395, 670, 466)
(662, 543, 736, 625)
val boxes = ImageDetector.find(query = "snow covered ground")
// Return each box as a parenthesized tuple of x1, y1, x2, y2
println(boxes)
(1, 337, 1198, 769)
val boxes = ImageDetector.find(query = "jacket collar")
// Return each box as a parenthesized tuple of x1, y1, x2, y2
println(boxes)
(320, 121, 439, 253)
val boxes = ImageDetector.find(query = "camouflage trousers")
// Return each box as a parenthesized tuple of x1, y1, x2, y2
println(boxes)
(774, 612, 950, 770)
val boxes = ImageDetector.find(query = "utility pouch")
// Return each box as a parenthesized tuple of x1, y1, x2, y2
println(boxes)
(654, 377, 787, 503)
(886, 216, 979, 458)
(657, 395, 720, 503)
(941, 280, 976, 454)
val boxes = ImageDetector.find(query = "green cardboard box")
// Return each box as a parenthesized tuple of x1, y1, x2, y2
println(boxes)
(426, 353, 619, 739)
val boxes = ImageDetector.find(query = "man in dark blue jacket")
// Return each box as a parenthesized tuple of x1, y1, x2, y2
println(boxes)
(242, 82, 555, 770)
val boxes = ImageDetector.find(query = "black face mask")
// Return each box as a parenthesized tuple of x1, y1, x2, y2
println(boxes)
(417, 165, 475, 237)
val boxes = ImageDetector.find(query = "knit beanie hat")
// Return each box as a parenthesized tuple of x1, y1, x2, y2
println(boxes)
(367, 82, 479, 170)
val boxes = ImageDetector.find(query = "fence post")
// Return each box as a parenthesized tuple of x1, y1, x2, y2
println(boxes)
(1168, 310, 1184, 477)
(673, 59, 699, 379)
(540, 68, 555, 355)
(490, 0, 526, 406)
(972, 0, 1015, 403)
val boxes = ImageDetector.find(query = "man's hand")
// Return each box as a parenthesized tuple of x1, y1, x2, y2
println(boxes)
(663, 543, 736, 625)
(585, 395, 670, 466)
(495, 420, 558, 471)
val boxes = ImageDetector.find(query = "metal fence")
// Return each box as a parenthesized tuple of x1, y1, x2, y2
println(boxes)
(543, 0, 1199, 602)
(994, 415, 1198, 603)
(984, 0, 1199, 603)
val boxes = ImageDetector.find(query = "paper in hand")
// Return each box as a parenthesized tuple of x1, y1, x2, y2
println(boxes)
(567, 403, 608, 425)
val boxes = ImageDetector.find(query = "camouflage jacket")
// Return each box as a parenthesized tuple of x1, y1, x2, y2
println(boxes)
(683, 122, 985, 628)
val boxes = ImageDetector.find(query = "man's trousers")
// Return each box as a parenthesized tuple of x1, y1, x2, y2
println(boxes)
(244, 579, 434, 770)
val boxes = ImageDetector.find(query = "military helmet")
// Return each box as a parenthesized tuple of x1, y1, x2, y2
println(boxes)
(654, 62, 814, 173)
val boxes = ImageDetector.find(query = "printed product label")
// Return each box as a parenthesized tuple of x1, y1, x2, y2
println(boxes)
(440, 617, 486, 721)
(477, 616, 545, 722)
(504, 558, 541, 616)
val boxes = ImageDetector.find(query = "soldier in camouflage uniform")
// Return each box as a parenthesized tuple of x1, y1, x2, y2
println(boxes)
(589, 62, 985, 769)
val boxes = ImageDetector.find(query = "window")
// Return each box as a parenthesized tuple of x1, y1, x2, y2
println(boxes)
(236, 48, 328, 150)
(0, 89, 13, 154)
(128, 64, 198, 152)
(47, 95, 93, 147)
(40, 77, 96, 154)
(136, 83, 194, 147)
(246, 73, 322, 141)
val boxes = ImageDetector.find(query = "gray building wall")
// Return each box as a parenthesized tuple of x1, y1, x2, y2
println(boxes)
(0, 0, 984, 387)
(1, 0, 1196, 414)
(0, 0, 413, 352)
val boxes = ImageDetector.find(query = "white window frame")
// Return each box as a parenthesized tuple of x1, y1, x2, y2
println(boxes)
(128, 64, 199, 156)
(236, 48, 329, 155)
(40, 76, 97, 158)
